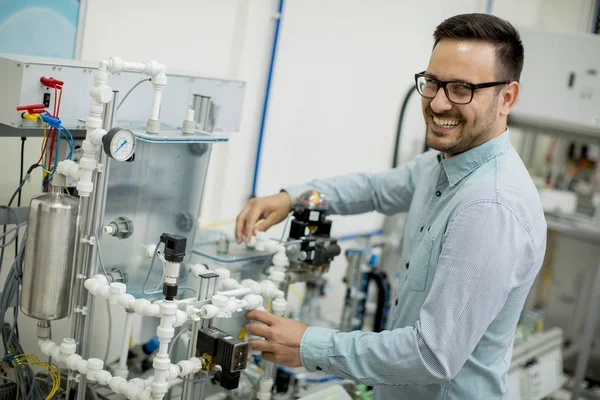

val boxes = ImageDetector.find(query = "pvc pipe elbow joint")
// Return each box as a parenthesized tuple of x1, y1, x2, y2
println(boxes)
(89, 84, 113, 103)
(173, 310, 188, 327)
(242, 294, 264, 310)
(89, 128, 107, 145)
(56, 160, 79, 180)
(86, 358, 104, 382)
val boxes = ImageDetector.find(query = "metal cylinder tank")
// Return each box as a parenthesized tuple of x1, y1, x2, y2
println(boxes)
(21, 174, 78, 320)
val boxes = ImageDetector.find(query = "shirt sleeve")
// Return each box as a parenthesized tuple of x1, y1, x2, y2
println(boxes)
(283, 152, 429, 216)
(299, 201, 541, 386)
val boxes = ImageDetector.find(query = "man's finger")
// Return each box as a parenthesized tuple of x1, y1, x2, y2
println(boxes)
(235, 205, 251, 243)
(245, 323, 271, 339)
(245, 309, 279, 326)
(261, 351, 276, 364)
(256, 212, 279, 232)
(249, 339, 276, 353)
(244, 207, 265, 243)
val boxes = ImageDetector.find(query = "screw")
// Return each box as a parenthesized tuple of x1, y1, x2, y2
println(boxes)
(52, 66, 56, 70)
(58, 66, 62, 71)
(16, 63, 21, 67)
(10, 122, 14, 126)
(25, 64, 29, 68)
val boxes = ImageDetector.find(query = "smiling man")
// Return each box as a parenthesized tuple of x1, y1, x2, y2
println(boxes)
(236, 13, 547, 400)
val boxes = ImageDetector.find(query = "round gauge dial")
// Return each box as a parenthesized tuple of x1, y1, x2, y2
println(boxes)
(103, 128, 136, 161)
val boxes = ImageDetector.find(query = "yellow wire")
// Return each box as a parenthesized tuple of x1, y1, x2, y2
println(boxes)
(65, 187, 70, 195)
(15, 353, 60, 399)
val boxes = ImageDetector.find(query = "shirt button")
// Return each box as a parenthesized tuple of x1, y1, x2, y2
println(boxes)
(395, 299, 399, 306)
(405, 262, 410, 269)
(435, 190, 442, 197)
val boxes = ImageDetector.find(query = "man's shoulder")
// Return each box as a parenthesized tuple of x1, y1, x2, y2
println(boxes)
(454, 148, 546, 245)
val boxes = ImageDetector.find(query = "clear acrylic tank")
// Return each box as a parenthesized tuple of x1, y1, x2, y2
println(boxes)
(99, 129, 227, 297)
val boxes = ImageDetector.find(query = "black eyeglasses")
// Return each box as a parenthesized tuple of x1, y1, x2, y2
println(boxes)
(414, 71, 510, 105)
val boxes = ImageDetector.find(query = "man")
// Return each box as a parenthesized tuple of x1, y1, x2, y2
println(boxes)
(235, 13, 546, 399)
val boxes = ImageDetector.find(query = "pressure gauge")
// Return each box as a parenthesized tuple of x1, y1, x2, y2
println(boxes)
(103, 128, 136, 161)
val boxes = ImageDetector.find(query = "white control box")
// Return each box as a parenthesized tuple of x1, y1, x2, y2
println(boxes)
(511, 28, 600, 138)
(0, 54, 245, 136)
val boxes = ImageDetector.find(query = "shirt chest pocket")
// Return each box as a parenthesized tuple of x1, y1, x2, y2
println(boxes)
(407, 230, 435, 292)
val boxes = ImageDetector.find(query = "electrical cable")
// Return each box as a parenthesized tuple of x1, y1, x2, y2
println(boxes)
(278, 213, 292, 243)
(91, 231, 110, 279)
(392, 86, 418, 169)
(16, 137, 26, 260)
(141, 238, 162, 295)
(117, 79, 151, 110)
(103, 299, 112, 365)
(0, 223, 27, 248)
(168, 327, 191, 354)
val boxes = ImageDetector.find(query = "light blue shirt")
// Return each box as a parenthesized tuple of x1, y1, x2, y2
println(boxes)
(285, 131, 547, 400)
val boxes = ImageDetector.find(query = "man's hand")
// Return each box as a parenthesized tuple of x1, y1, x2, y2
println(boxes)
(245, 309, 308, 367)
(235, 192, 293, 243)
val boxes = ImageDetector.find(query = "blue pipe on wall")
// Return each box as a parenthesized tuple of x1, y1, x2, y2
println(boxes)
(593, 0, 600, 33)
(251, 0, 285, 197)
(485, 0, 494, 14)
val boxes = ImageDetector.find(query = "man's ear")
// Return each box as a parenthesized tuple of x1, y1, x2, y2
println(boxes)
(499, 81, 519, 117)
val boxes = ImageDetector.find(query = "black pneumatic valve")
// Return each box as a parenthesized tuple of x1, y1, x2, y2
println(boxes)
(160, 233, 187, 263)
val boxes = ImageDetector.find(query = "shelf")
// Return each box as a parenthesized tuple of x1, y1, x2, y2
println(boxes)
(509, 112, 600, 143)
(545, 214, 600, 244)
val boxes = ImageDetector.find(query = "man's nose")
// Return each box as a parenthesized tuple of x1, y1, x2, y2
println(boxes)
(430, 87, 453, 113)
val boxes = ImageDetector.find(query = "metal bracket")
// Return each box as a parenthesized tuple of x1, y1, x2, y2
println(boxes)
(75, 306, 88, 315)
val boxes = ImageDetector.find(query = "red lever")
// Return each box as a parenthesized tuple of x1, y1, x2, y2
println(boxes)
(16, 104, 47, 114)
(40, 77, 64, 89)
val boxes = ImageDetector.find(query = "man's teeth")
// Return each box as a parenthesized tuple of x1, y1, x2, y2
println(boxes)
(433, 116, 460, 127)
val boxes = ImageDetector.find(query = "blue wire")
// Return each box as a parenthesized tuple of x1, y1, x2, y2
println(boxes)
(59, 127, 74, 160)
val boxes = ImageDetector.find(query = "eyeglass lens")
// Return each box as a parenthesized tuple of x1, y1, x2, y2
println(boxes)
(416, 76, 473, 104)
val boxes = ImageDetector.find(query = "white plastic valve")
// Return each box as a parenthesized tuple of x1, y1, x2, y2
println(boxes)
(211, 294, 228, 307)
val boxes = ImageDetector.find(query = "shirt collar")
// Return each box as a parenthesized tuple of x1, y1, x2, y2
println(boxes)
(438, 129, 510, 187)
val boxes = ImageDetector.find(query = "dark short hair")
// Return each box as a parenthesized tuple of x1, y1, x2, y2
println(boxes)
(433, 13, 524, 82)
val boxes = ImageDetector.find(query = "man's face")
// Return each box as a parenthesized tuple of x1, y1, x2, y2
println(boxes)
(421, 39, 504, 156)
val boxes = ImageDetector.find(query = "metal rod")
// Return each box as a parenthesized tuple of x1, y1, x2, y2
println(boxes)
(182, 272, 218, 400)
(66, 194, 91, 395)
(73, 92, 119, 400)
(572, 257, 600, 400)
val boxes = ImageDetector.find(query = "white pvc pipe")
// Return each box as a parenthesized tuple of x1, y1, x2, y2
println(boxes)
(115, 312, 134, 378)
(218, 287, 252, 297)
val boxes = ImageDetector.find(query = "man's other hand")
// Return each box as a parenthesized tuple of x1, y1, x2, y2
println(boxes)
(245, 309, 308, 367)
(235, 192, 292, 243)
